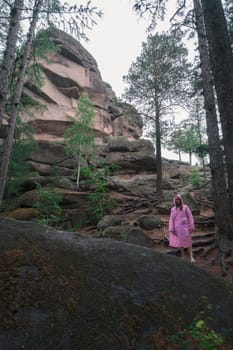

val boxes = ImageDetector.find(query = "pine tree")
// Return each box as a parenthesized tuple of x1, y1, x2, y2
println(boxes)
(123, 32, 190, 194)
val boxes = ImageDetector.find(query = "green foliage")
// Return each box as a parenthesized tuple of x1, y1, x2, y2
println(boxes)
(123, 31, 191, 140)
(25, 62, 46, 91)
(119, 228, 128, 241)
(26, 29, 61, 90)
(39, 2, 103, 41)
(64, 93, 95, 188)
(195, 143, 209, 160)
(6, 43, 49, 117)
(172, 319, 223, 350)
(19, 92, 47, 112)
(6, 140, 36, 196)
(153, 296, 228, 349)
(123, 31, 190, 194)
(180, 126, 200, 156)
(64, 95, 95, 154)
(166, 95, 208, 164)
(167, 121, 200, 164)
(5, 116, 37, 197)
(166, 127, 186, 156)
(33, 185, 63, 226)
(81, 163, 119, 223)
(88, 177, 109, 223)
(32, 29, 60, 62)
(190, 168, 202, 188)
(171, 298, 224, 350)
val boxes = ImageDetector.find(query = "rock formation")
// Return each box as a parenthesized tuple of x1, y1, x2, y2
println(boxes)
(23, 28, 143, 144)
(16, 28, 158, 193)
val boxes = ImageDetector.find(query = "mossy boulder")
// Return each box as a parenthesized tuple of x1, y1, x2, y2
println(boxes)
(137, 215, 163, 230)
(0, 217, 232, 349)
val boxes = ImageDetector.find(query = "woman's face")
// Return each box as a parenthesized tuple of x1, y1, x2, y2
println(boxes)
(175, 197, 181, 206)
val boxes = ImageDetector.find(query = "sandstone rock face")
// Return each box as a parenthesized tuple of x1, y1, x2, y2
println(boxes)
(23, 28, 142, 143)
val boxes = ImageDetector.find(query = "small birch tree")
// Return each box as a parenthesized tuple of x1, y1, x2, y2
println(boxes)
(64, 93, 95, 189)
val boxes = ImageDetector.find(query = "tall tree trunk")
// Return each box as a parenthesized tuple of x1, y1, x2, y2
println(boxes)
(155, 96, 163, 195)
(0, 0, 43, 208)
(194, 0, 233, 274)
(189, 152, 192, 165)
(201, 157, 206, 184)
(0, 0, 24, 128)
(76, 154, 81, 189)
(201, 0, 233, 218)
(178, 151, 181, 162)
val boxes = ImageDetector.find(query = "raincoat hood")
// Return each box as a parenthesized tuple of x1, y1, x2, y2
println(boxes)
(173, 194, 184, 206)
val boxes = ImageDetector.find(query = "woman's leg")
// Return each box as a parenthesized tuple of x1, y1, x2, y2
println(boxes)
(188, 247, 195, 262)
(180, 247, 185, 259)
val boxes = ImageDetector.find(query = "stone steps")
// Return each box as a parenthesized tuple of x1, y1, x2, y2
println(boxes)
(154, 229, 216, 257)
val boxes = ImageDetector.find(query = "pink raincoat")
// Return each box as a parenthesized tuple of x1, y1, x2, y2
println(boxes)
(169, 194, 195, 248)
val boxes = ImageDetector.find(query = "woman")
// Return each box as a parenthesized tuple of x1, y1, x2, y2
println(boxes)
(169, 194, 196, 262)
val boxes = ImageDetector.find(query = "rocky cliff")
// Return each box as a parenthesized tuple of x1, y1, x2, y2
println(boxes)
(18, 28, 157, 183)
(23, 28, 143, 144)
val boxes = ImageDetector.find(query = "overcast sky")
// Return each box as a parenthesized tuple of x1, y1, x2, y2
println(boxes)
(84, 0, 191, 93)
(83, 0, 196, 163)
(84, 0, 153, 97)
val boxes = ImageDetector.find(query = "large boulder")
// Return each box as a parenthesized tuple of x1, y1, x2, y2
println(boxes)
(157, 191, 200, 216)
(0, 217, 232, 349)
(137, 215, 163, 230)
(99, 225, 154, 248)
(105, 138, 156, 175)
(97, 215, 124, 230)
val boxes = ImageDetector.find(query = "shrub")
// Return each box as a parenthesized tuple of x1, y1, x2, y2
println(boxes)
(81, 163, 119, 223)
(153, 297, 228, 350)
(171, 318, 223, 350)
(33, 185, 63, 225)
(190, 168, 202, 188)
